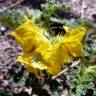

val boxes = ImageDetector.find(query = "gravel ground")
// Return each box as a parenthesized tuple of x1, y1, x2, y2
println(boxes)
(61, 0, 96, 18)
(0, 25, 23, 91)
(0, 0, 96, 17)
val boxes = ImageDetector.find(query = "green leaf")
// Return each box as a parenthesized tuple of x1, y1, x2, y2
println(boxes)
(0, 10, 25, 29)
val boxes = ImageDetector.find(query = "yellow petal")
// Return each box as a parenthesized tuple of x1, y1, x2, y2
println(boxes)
(42, 27, 86, 75)
(64, 26, 86, 40)
(17, 56, 47, 70)
(16, 56, 33, 67)
(10, 19, 51, 56)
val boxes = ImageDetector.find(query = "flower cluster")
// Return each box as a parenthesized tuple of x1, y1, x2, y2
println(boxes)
(10, 19, 86, 76)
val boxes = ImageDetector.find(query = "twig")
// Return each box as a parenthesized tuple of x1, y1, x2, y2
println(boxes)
(52, 60, 80, 80)
(3, 0, 24, 11)
(81, 0, 85, 18)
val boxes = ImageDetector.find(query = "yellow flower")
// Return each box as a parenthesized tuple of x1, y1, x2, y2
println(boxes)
(10, 19, 51, 75)
(42, 27, 86, 75)
(16, 56, 47, 76)
(63, 26, 86, 57)
(11, 19, 52, 57)
(10, 18, 86, 76)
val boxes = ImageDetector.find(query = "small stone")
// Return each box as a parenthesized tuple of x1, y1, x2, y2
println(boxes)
(0, 25, 6, 32)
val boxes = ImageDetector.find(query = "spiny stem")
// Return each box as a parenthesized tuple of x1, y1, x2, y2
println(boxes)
(81, 0, 85, 18)
(52, 60, 80, 80)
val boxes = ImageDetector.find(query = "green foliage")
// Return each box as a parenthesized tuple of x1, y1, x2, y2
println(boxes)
(0, 8, 42, 29)
(0, 10, 25, 29)
(83, 27, 96, 64)
(68, 64, 96, 96)
(0, 91, 13, 96)
(41, 1, 70, 20)
(63, 19, 85, 28)
(68, 27, 96, 96)
(0, 9, 36, 29)
(21, 8, 42, 22)
(9, 66, 26, 87)
(40, 1, 71, 30)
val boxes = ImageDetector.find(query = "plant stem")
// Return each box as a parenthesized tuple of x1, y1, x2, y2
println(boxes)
(52, 60, 80, 80)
